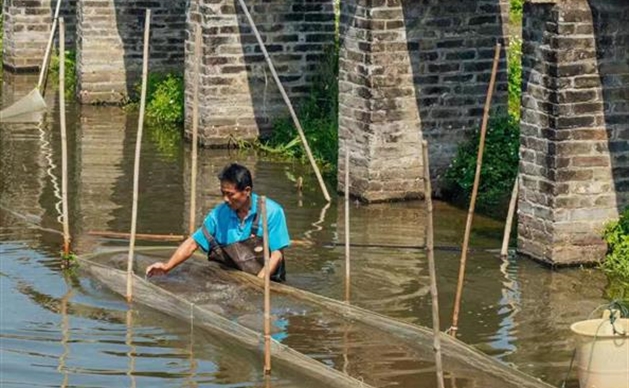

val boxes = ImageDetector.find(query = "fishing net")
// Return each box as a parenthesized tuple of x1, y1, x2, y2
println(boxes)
(0, 89, 47, 122)
(80, 247, 553, 388)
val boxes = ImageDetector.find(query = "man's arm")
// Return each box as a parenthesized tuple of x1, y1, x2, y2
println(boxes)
(146, 237, 198, 277)
(256, 250, 283, 279)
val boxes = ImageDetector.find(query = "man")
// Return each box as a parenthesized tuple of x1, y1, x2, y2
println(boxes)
(146, 163, 290, 281)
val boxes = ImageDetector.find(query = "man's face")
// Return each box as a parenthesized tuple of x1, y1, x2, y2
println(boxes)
(220, 181, 251, 212)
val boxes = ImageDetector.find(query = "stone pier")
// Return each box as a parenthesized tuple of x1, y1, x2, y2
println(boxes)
(338, 0, 509, 202)
(75, 0, 186, 104)
(184, 0, 336, 145)
(2, 0, 77, 71)
(518, 0, 629, 265)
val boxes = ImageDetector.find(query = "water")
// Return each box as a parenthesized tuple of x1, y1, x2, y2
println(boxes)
(1, 73, 609, 387)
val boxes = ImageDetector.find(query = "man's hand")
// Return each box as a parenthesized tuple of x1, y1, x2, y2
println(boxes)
(146, 262, 170, 277)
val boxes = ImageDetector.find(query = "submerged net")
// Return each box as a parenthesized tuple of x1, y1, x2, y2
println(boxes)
(81, 247, 553, 388)
(0, 89, 47, 122)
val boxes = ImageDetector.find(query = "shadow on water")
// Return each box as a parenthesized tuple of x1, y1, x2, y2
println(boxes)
(0, 73, 606, 387)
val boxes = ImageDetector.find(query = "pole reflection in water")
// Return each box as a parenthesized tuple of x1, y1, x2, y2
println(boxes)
(126, 308, 137, 388)
(187, 303, 198, 387)
(58, 284, 73, 387)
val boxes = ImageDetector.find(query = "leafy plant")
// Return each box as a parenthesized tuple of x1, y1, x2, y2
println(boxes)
(49, 50, 77, 99)
(510, 0, 524, 26)
(262, 44, 339, 182)
(508, 38, 522, 120)
(602, 206, 629, 282)
(60, 251, 78, 271)
(443, 115, 520, 215)
(145, 73, 185, 125)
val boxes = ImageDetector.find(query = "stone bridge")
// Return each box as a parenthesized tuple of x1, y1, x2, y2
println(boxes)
(3, 0, 628, 265)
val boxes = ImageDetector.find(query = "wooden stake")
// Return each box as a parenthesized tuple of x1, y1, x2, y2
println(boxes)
(235, 0, 331, 202)
(450, 43, 502, 337)
(37, 0, 64, 92)
(261, 196, 272, 374)
(189, 25, 202, 235)
(88, 231, 184, 241)
(59, 18, 71, 256)
(422, 140, 446, 388)
(127, 9, 151, 302)
(344, 149, 351, 303)
(501, 176, 519, 258)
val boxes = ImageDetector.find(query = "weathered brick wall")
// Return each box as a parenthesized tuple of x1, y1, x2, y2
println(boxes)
(402, 0, 510, 184)
(590, 0, 629, 209)
(2, 0, 77, 71)
(184, 0, 336, 146)
(338, 0, 425, 202)
(517, 0, 628, 265)
(76, 0, 186, 104)
(338, 0, 509, 201)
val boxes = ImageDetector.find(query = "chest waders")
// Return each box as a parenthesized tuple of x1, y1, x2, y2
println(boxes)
(201, 197, 286, 282)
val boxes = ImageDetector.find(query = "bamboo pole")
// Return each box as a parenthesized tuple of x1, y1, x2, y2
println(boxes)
(189, 25, 202, 235)
(59, 18, 71, 256)
(422, 140, 445, 388)
(37, 0, 64, 92)
(127, 9, 151, 302)
(235, 0, 331, 202)
(450, 42, 502, 337)
(261, 196, 272, 374)
(501, 177, 519, 258)
(344, 150, 351, 303)
(89, 231, 184, 241)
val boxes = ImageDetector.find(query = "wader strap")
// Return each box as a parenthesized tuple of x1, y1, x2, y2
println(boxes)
(201, 224, 223, 255)
(250, 196, 264, 237)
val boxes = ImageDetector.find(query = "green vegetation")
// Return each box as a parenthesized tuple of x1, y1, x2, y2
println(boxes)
(49, 50, 77, 99)
(128, 72, 185, 125)
(265, 46, 339, 179)
(0, 16, 3, 54)
(126, 73, 184, 160)
(442, 0, 523, 214)
(602, 206, 629, 283)
(510, 0, 524, 26)
(60, 251, 78, 271)
(443, 115, 520, 214)
(143, 73, 185, 125)
(239, 44, 339, 182)
(508, 38, 522, 120)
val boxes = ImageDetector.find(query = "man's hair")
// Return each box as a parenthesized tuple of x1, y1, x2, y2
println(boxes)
(218, 163, 253, 191)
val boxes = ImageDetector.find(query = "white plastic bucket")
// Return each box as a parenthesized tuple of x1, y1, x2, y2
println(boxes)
(570, 318, 629, 388)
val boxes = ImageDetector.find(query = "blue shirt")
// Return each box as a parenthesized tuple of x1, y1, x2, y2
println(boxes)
(192, 193, 291, 253)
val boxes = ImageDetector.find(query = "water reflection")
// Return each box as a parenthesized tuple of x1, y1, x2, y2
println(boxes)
(1, 72, 608, 388)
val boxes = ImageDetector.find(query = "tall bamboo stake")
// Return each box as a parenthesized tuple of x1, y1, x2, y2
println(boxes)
(235, 0, 331, 202)
(344, 150, 351, 303)
(450, 42, 502, 337)
(261, 196, 272, 374)
(422, 140, 445, 388)
(501, 176, 519, 258)
(59, 18, 71, 256)
(126, 9, 151, 302)
(189, 25, 202, 235)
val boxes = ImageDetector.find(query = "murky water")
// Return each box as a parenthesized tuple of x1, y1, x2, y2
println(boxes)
(1, 73, 610, 387)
